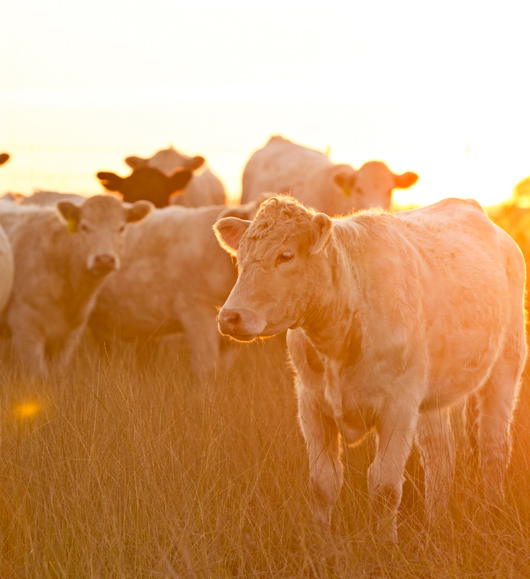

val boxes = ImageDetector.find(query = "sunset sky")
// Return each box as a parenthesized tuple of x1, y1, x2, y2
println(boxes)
(0, 0, 529, 207)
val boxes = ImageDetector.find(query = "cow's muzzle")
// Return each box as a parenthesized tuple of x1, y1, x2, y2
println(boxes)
(218, 307, 265, 341)
(88, 253, 120, 276)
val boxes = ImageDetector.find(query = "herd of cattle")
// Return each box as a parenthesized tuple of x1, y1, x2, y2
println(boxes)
(0, 137, 526, 541)
(0, 136, 420, 379)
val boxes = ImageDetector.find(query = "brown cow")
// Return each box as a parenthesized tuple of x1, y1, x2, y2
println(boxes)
(125, 145, 227, 207)
(0, 195, 153, 377)
(214, 195, 526, 540)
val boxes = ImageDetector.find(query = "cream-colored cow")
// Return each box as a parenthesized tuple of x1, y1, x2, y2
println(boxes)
(214, 195, 526, 541)
(241, 135, 418, 216)
(0, 226, 14, 312)
(90, 198, 267, 380)
(125, 145, 226, 207)
(0, 196, 152, 378)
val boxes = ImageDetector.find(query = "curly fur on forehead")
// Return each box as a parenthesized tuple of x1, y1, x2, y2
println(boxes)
(246, 195, 315, 242)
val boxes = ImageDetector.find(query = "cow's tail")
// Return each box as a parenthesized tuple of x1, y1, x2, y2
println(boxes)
(464, 393, 479, 456)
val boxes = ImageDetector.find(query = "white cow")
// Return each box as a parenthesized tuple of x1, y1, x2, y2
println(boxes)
(241, 135, 418, 216)
(90, 197, 267, 379)
(125, 145, 227, 207)
(214, 195, 526, 541)
(0, 226, 14, 312)
(19, 191, 86, 206)
(0, 196, 153, 377)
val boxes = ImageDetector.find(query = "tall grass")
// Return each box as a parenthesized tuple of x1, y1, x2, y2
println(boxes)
(0, 333, 529, 578)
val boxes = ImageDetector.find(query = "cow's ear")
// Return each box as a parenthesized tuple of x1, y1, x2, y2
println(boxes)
(214, 217, 251, 256)
(126, 200, 154, 224)
(394, 171, 418, 189)
(56, 201, 81, 231)
(124, 156, 148, 170)
(333, 165, 357, 197)
(309, 213, 333, 254)
(187, 156, 205, 171)
(0, 153, 9, 166)
(168, 169, 193, 193)
(97, 171, 124, 192)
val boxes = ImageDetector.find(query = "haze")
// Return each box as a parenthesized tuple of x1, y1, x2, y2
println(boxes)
(1, 0, 529, 206)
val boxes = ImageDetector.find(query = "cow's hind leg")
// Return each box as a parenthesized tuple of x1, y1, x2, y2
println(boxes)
(475, 344, 524, 506)
(415, 407, 455, 522)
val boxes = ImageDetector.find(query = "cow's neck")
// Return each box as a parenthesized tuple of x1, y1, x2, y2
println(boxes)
(303, 240, 362, 363)
(302, 241, 363, 422)
(61, 247, 107, 328)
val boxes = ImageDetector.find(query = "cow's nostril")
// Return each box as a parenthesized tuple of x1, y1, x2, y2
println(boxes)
(219, 309, 242, 332)
(93, 254, 117, 270)
(227, 312, 241, 327)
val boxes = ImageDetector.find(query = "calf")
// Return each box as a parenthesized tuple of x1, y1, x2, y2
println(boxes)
(90, 198, 266, 379)
(0, 195, 152, 377)
(214, 195, 526, 540)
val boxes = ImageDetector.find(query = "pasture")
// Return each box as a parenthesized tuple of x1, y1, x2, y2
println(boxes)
(1, 326, 530, 578)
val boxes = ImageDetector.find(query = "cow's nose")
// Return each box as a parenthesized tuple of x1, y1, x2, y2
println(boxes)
(92, 253, 118, 272)
(218, 308, 242, 334)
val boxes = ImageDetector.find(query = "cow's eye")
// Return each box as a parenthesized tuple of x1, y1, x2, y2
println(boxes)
(80, 223, 90, 233)
(118, 225, 126, 234)
(276, 251, 294, 266)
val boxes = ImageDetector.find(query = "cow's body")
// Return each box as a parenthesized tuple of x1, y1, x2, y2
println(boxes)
(241, 135, 418, 215)
(0, 226, 14, 312)
(90, 200, 262, 379)
(125, 146, 227, 207)
(19, 191, 86, 206)
(214, 195, 526, 540)
(0, 196, 152, 377)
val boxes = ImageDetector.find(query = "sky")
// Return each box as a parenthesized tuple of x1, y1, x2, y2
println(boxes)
(0, 0, 529, 206)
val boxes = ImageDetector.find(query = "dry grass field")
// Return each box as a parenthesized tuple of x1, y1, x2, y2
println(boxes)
(1, 201, 530, 578)
(0, 334, 530, 579)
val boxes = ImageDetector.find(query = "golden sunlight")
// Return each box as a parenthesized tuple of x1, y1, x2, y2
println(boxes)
(13, 402, 41, 419)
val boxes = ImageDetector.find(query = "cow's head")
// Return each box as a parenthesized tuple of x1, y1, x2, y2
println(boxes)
(96, 167, 192, 208)
(56, 195, 153, 277)
(326, 161, 418, 215)
(0, 153, 10, 167)
(214, 195, 332, 341)
(125, 147, 205, 175)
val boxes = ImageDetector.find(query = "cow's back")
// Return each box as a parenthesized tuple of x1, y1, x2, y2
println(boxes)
(171, 168, 227, 207)
(241, 136, 332, 204)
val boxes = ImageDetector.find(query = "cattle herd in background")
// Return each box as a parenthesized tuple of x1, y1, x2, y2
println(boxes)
(0, 136, 528, 541)
(0, 136, 420, 379)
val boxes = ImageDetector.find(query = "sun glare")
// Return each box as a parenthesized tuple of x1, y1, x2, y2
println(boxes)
(14, 402, 40, 419)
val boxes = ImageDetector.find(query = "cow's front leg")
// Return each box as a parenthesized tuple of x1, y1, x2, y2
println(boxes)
(179, 302, 221, 384)
(7, 303, 49, 379)
(368, 401, 418, 542)
(298, 382, 342, 529)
